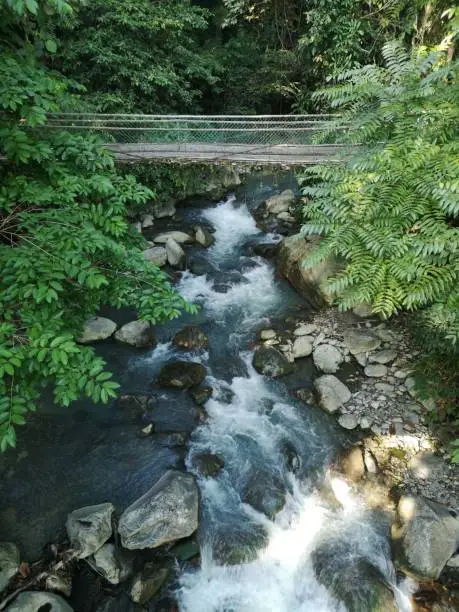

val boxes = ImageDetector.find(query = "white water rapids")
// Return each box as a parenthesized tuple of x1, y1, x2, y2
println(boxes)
(158, 196, 414, 611)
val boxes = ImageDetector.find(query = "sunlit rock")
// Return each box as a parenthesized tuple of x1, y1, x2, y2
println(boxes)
(66, 503, 114, 558)
(115, 320, 155, 348)
(77, 316, 117, 344)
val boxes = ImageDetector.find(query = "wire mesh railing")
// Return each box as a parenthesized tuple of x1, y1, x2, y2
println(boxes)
(45, 113, 343, 146)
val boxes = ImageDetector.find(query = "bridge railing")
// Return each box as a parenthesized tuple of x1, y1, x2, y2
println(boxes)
(44, 113, 343, 146)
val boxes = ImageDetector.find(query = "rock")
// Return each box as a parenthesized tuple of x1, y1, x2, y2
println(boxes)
(252, 243, 279, 258)
(213, 524, 268, 566)
(0, 542, 19, 594)
(188, 255, 217, 276)
(118, 470, 199, 550)
(129, 562, 170, 605)
(157, 361, 206, 388)
(172, 326, 208, 350)
(292, 336, 314, 359)
(340, 446, 365, 482)
(355, 353, 368, 367)
(344, 329, 382, 355)
(277, 211, 295, 223)
(352, 303, 374, 318)
(277, 234, 336, 309)
(153, 231, 193, 244)
(260, 329, 276, 341)
(252, 346, 294, 377)
(87, 543, 133, 585)
(265, 189, 295, 214)
(95, 593, 141, 612)
(115, 320, 155, 348)
(375, 383, 394, 394)
(77, 316, 117, 344)
(241, 473, 286, 519)
(447, 554, 459, 568)
(294, 323, 317, 336)
(154, 201, 176, 218)
(45, 572, 72, 598)
(359, 417, 372, 430)
(369, 350, 397, 364)
(194, 225, 214, 248)
(116, 394, 152, 420)
(189, 386, 212, 405)
(66, 503, 114, 559)
(364, 364, 388, 378)
(170, 538, 200, 561)
(5, 592, 74, 612)
(338, 414, 358, 430)
(143, 247, 167, 267)
(391, 495, 459, 579)
(408, 453, 445, 482)
(141, 214, 154, 229)
(193, 452, 224, 477)
(314, 375, 351, 414)
(132, 221, 142, 234)
(313, 344, 343, 373)
(364, 449, 379, 474)
(165, 238, 185, 268)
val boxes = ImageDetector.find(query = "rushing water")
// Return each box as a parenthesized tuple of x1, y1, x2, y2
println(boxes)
(0, 176, 414, 611)
(145, 192, 412, 611)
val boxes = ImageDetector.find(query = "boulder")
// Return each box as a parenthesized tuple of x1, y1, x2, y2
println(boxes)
(369, 350, 397, 365)
(314, 375, 351, 414)
(294, 323, 317, 336)
(277, 234, 336, 309)
(66, 503, 114, 558)
(340, 446, 365, 482)
(153, 231, 193, 244)
(212, 523, 268, 566)
(118, 470, 199, 550)
(172, 326, 209, 351)
(252, 243, 279, 258)
(391, 495, 459, 579)
(189, 386, 213, 406)
(364, 364, 388, 378)
(129, 562, 170, 605)
(45, 572, 72, 598)
(157, 361, 206, 388)
(165, 238, 185, 268)
(116, 394, 152, 420)
(0, 542, 19, 594)
(260, 329, 276, 341)
(252, 346, 294, 378)
(277, 211, 295, 223)
(292, 336, 314, 359)
(265, 189, 295, 214)
(344, 329, 382, 355)
(154, 201, 176, 219)
(5, 592, 74, 612)
(194, 225, 214, 248)
(313, 344, 343, 373)
(193, 452, 224, 477)
(241, 473, 286, 519)
(115, 320, 155, 348)
(77, 316, 117, 344)
(143, 247, 167, 267)
(141, 214, 154, 229)
(338, 414, 358, 430)
(87, 543, 133, 585)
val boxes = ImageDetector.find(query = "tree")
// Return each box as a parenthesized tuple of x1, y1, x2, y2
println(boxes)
(0, 1, 194, 451)
(299, 40, 458, 438)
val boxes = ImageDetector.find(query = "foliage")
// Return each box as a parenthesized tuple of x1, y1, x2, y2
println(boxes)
(299, 41, 458, 437)
(0, 6, 195, 451)
(55, 0, 220, 114)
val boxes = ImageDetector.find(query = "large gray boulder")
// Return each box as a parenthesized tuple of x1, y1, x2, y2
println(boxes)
(252, 346, 294, 378)
(66, 503, 114, 558)
(313, 344, 343, 373)
(314, 375, 351, 414)
(77, 317, 117, 344)
(344, 329, 382, 355)
(153, 231, 193, 244)
(114, 320, 155, 348)
(5, 592, 73, 612)
(165, 237, 185, 268)
(118, 471, 199, 550)
(292, 336, 314, 359)
(143, 247, 167, 267)
(0, 542, 19, 594)
(157, 361, 206, 388)
(194, 225, 214, 248)
(391, 495, 459, 579)
(277, 234, 336, 309)
(87, 543, 133, 585)
(265, 189, 295, 214)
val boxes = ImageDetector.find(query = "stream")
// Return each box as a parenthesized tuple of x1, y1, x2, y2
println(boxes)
(0, 175, 414, 611)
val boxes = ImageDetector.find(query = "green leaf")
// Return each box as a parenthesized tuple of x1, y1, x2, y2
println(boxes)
(25, 0, 38, 14)
(45, 39, 58, 54)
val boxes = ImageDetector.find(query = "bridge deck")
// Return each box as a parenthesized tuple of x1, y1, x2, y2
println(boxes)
(108, 143, 343, 164)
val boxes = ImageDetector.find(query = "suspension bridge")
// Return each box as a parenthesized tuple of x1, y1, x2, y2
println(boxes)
(45, 114, 345, 164)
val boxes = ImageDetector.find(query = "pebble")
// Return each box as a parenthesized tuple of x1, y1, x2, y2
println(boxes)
(338, 414, 358, 430)
(364, 364, 388, 378)
(293, 324, 317, 336)
(260, 329, 276, 340)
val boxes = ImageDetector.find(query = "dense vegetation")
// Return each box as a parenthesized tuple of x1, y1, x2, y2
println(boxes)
(0, 0, 457, 450)
(300, 40, 458, 453)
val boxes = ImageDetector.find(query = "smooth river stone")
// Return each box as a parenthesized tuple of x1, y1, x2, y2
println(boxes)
(364, 364, 388, 378)
(292, 336, 314, 359)
(344, 329, 382, 355)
